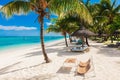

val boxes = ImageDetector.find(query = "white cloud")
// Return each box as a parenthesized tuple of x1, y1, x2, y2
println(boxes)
(45, 32, 62, 36)
(46, 22, 52, 26)
(0, 5, 2, 9)
(0, 25, 37, 31)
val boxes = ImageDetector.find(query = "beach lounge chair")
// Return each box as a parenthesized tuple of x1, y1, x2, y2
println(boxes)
(75, 56, 96, 79)
(71, 45, 89, 52)
(63, 58, 76, 68)
(77, 59, 90, 75)
(71, 39, 76, 42)
(76, 40, 82, 45)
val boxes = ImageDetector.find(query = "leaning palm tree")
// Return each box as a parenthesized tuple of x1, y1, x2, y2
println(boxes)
(0, 0, 92, 63)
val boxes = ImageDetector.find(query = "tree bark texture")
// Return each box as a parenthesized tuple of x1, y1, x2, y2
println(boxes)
(39, 13, 50, 63)
(64, 33, 68, 47)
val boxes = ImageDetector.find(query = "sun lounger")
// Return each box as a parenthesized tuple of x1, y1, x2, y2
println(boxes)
(63, 58, 76, 67)
(77, 59, 91, 75)
(76, 40, 82, 45)
(71, 46, 88, 52)
(64, 58, 76, 63)
(75, 56, 96, 79)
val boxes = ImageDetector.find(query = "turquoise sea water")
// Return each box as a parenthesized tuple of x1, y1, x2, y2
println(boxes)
(0, 36, 64, 50)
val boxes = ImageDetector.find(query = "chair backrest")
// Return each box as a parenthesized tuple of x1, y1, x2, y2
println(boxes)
(79, 59, 90, 67)
(76, 40, 82, 45)
(77, 59, 91, 75)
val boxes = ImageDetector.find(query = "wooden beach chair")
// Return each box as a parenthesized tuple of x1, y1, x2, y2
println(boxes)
(71, 45, 89, 52)
(63, 58, 76, 68)
(77, 59, 90, 75)
(75, 56, 96, 79)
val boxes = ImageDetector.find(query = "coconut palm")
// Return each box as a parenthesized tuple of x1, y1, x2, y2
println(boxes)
(0, 0, 92, 63)
(1, 0, 51, 63)
(47, 24, 69, 47)
(55, 14, 81, 43)
(92, 0, 120, 42)
(46, 17, 79, 47)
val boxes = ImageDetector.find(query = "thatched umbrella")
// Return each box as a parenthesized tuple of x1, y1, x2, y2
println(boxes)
(71, 27, 96, 37)
(71, 27, 96, 46)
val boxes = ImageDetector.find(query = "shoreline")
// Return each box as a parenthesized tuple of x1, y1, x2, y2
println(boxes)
(0, 38, 65, 53)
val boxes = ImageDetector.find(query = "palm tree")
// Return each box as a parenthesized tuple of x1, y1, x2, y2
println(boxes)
(1, 0, 51, 63)
(47, 24, 69, 47)
(0, 0, 92, 63)
(92, 0, 120, 43)
(55, 14, 80, 42)
(46, 17, 79, 47)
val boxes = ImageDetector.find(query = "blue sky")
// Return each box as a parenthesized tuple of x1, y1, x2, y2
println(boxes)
(0, 0, 120, 36)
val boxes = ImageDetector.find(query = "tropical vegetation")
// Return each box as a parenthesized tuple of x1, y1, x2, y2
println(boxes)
(47, 0, 120, 48)
(89, 0, 120, 43)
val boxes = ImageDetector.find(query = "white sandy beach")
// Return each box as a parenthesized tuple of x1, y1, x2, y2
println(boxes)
(0, 39, 120, 80)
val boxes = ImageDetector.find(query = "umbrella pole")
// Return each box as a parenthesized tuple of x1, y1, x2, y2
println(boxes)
(81, 36, 85, 47)
(85, 37, 90, 46)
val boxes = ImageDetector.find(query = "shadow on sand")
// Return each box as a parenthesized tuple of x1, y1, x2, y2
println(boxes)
(91, 43, 120, 57)
(24, 44, 84, 58)
(0, 62, 46, 75)
(56, 66, 72, 74)
(28, 73, 57, 80)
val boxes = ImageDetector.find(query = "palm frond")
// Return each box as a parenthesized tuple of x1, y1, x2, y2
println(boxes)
(85, 0, 90, 7)
(113, 5, 120, 13)
(46, 24, 60, 33)
(1, 1, 31, 18)
(49, 0, 93, 24)
(111, 0, 116, 9)
(95, 16, 108, 24)
(101, 9, 110, 16)
(100, 0, 111, 9)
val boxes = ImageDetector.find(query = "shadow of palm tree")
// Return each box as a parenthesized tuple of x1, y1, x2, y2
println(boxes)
(90, 44, 103, 48)
(46, 42, 66, 47)
(24, 46, 83, 58)
(90, 42, 120, 57)
(97, 47, 120, 57)
(24, 47, 64, 57)
(0, 62, 45, 75)
(57, 50, 84, 57)
(0, 62, 21, 75)
(28, 73, 57, 80)
(32, 41, 66, 50)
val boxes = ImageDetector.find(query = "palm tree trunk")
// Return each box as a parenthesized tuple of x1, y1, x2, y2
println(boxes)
(39, 14, 50, 63)
(64, 33, 68, 47)
(110, 35, 113, 43)
(69, 35, 72, 43)
(81, 36, 85, 47)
